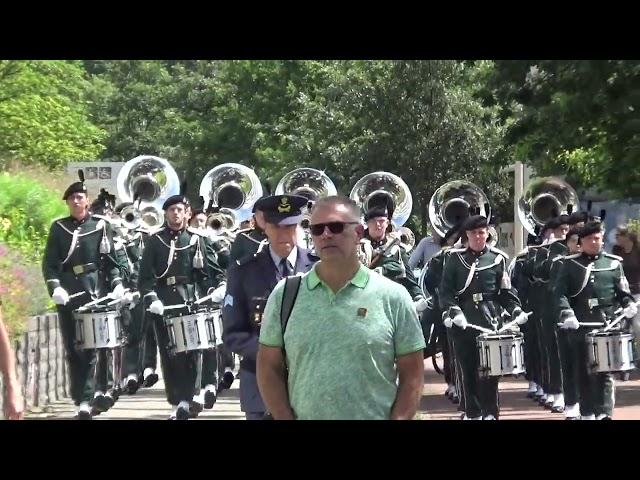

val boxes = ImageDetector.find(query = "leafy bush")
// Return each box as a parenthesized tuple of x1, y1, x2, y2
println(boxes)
(0, 168, 67, 259)
(0, 243, 53, 338)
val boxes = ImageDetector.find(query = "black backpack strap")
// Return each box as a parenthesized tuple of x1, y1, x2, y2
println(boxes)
(280, 275, 302, 336)
(262, 275, 302, 421)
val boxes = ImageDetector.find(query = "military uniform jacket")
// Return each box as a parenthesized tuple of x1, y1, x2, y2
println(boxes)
(228, 228, 267, 266)
(423, 247, 450, 307)
(440, 246, 521, 329)
(533, 239, 569, 285)
(138, 226, 225, 307)
(222, 246, 318, 412)
(360, 231, 423, 300)
(555, 251, 634, 325)
(42, 214, 124, 304)
(222, 246, 318, 371)
(121, 229, 146, 289)
(509, 247, 530, 308)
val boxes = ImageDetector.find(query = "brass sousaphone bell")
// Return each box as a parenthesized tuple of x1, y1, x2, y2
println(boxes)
(116, 155, 181, 230)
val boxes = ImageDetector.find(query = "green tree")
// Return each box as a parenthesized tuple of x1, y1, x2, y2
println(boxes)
(483, 60, 640, 197)
(0, 61, 106, 168)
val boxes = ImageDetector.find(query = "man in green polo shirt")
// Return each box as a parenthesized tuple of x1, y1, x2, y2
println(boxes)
(257, 196, 425, 420)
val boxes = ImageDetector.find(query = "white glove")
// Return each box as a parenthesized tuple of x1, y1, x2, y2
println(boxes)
(623, 302, 638, 319)
(121, 291, 135, 306)
(513, 309, 529, 325)
(207, 284, 226, 304)
(444, 316, 453, 328)
(52, 287, 69, 306)
(452, 313, 468, 330)
(148, 300, 164, 316)
(413, 298, 429, 314)
(561, 311, 579, 330)
(110, 283, 126, 300)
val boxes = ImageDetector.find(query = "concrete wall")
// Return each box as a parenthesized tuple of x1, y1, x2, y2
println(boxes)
(0, 314, 69, 415)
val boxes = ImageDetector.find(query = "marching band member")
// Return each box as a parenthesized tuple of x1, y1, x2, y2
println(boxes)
(42, 173, 127, 419)
(358, 200, 428, 317)
(555, 221, 637, 420)
(138, 194, 225, 419)
(440, 215, 526, 420)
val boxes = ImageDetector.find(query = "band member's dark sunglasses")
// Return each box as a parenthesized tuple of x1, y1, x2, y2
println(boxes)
(310, 222, 360, 236)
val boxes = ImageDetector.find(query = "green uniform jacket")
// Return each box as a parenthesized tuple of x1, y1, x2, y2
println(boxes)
(228, 228, 267, 267)
(42, 214, 125, 300)
(138, 226, 225, 306)
(423, 247, 450, 307)
(361, 231, 424, 300)
(509, 248, 530, 309)
(555, 251, 634, 324)
(440, 245, 521, 328)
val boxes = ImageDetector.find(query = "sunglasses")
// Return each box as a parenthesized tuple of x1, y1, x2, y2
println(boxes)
(310, 222, 360, 236)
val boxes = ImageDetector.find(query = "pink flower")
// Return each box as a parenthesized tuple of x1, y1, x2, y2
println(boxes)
(0, 244, 7, 257)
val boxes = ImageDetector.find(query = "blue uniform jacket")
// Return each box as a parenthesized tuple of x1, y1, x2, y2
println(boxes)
(222, 246, 317, 412)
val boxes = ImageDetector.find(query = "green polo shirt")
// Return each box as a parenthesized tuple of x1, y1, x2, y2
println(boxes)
(259, 263, 425, 420)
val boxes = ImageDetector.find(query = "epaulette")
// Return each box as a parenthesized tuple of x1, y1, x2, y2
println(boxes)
(92, 214, 119, 226)
(449, 247, 467, 253)
(147, 226, 165, 237)
(564, 253, 582, 260)
(551, 256, 565, 263)
(235, 252, 259, 267)
(489, 246, 509, 259)
(603, 252, 623, 262)
(187, 226, 204, 237)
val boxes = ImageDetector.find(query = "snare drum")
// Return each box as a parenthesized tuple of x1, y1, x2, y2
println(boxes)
(477, 333, 526, 377)
(586, 330, 636, 373)
(209, 308, 224, 346)
(165, 312, 215, 354)
(73, 310, 123, 350)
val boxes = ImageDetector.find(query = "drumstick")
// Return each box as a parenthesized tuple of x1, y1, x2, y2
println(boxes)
(79, 294, 113, 309)
(598, 301, 640, 332)
(556, 322, 605, 328)
(148, 303, 188, 312)
(68, 291, 87, 299)
(194, 294, 215, 305)
(496, 312, 533, 334)
(107, 287, 130, 299)
(466, 323, 494, 334)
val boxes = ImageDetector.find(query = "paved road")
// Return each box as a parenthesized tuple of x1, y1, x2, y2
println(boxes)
(27, 360, 640, 420)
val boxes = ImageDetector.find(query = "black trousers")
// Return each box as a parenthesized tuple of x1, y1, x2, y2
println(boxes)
(562, 330, 615, 416)
(121, 302, 145, 378)
(453, 327, 499, 418)
(201, 349, 218, 388)
(152, 314, 202, 406)
(540, 311, 563, 395)
(448, 330, 465, 410)
(143, 315, 158, 371)
(557, 330, 578, 406)
(58, 305, 97, 405)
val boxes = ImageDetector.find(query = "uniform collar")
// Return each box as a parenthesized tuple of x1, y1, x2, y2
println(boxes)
(583, 251, 602, 262)
(307, 263, 369, 290)
(365, 231, 386, 249)
(166, 225, 186, 236)
(69, 213, 90, 226)
(467, 246, 488, 257)
(269, 245, 298, 271)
